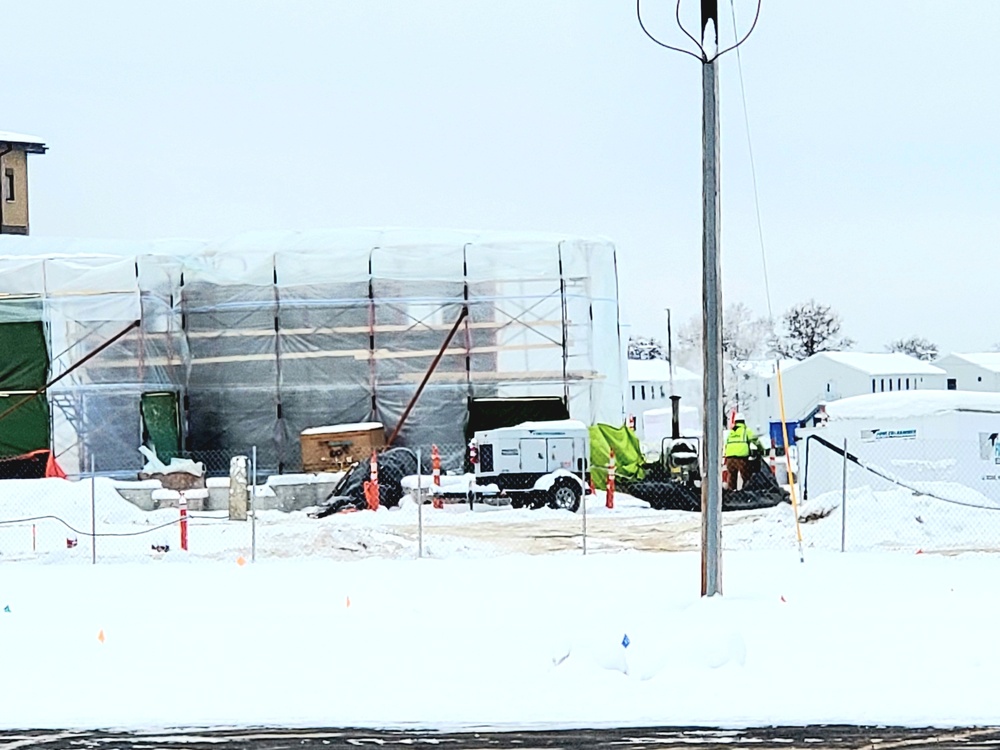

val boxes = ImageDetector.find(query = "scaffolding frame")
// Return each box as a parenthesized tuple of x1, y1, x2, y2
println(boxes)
(0, 230, 624, 475)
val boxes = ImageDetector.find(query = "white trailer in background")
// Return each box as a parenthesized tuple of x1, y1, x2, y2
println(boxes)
(800, 390, 1000, 505)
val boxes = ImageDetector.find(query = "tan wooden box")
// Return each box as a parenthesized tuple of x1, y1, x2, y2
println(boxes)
(300, 422, 385, 473)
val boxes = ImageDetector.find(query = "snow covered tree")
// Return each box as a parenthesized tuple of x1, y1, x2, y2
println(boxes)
(772, 300, 853, 360)
(627, 336, 665, 360)
(886, 336, 938, 361)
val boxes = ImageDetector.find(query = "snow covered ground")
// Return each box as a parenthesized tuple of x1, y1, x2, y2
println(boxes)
(2, 549, 1000, 730)
(1, 476, 1000, 730)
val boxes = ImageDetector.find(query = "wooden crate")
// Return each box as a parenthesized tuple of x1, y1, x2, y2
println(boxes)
(300, 422, 386, 473)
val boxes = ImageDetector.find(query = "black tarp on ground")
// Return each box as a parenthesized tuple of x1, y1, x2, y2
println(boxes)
(0, 450, 51, 479)
(625, 463, 790, 512)
(312, 448, 419, 516)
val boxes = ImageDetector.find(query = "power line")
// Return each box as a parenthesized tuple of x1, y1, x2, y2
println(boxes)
(728, 0, 774, 321)
(637, 0, 762, 63)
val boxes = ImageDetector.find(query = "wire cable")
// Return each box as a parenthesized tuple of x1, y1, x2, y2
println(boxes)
(0, 514, 184, 538)
(637, 0, 762, 63)
(806, 435, 1000, 512)
(717, 0, 762, 62)
(674, 0, 707, 59)
(636, 0, 704, 61)
(724, 0, 804, 559)
(729, 0, 773, 321)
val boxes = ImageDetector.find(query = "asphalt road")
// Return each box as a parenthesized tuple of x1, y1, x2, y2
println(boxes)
(3, 726, 1000, 750)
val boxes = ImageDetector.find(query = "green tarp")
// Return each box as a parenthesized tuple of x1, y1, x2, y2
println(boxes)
(0, 319, 50, 458)
(589, 423, 644, 490)
(141, 392, 181, 463)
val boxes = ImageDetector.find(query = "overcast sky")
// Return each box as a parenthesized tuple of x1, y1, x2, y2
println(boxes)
(6, 1, 1000, 355)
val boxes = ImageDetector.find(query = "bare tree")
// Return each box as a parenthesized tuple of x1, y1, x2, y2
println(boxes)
(772, 300, 854, 360)
(674, 303, 773, 411)
(886, 336, 938, 362)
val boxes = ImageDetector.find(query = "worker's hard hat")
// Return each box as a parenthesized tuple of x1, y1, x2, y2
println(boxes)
(734, 412, 746, 423)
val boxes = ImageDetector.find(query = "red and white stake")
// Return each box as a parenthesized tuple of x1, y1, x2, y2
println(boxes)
(179, 491, 189, 551)
(431, 444, 443, 509)
(364, 450, 381, 511)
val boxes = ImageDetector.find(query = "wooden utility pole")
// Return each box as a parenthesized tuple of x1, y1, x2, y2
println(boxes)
(700, 0, 723, 597)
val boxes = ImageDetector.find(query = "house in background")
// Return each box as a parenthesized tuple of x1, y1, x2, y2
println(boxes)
(935, 353, 1000, 391)
(626, 358, 701, 441)
(0, 131, 47, 235)
(742, 352, 948, 447)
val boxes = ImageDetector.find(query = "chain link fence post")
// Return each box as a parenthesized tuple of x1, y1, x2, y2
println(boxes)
(840, 437, 848, 553)
(90, 454, 97, 565)
(416, 447, 423, 558)
(251, 445, 257, 563)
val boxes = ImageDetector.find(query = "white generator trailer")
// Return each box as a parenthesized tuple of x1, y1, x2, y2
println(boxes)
(472, 420, 590, 512)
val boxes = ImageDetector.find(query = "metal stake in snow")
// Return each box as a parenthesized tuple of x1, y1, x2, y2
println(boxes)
(700, 0, 723, 598)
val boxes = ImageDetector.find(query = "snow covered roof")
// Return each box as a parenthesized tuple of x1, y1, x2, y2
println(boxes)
(300, 422, 384, 436)
(0, 130, 47, 152)
(514, 419, 588, 431)
(788, 351, 946, 376)
(627, 359, 700, 383)
(825, 390, 1000, 421)
(939, 353, 1000, 373)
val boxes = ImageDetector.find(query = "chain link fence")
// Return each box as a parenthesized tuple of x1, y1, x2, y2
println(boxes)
(796, 435, 1000, 553)
(4, 435, 1000, 564)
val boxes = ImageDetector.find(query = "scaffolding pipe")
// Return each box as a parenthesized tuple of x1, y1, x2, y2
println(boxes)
(385, 306, 469, 448)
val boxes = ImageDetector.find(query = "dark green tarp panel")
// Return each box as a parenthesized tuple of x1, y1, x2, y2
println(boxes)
(589, 423, 644, 490)
(0, 395, 49, 458)
(0, 320, 48, 389)
(141, 392, 181, 463)
(466, 397, 569, 441)
(0, 319, 50, 459)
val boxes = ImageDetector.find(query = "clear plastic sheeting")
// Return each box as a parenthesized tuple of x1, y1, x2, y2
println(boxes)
(0, 230, 624, 476)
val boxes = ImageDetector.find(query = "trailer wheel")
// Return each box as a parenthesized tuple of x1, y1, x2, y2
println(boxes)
(548, 478, 581, 513)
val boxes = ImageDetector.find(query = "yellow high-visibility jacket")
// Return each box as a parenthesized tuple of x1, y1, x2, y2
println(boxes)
(724, 423, 764, 458)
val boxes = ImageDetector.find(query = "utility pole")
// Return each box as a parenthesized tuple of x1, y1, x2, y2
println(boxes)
(700, 0, 723, 597)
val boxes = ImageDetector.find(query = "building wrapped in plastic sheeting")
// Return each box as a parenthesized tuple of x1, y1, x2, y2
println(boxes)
(0, 230, 624, 476)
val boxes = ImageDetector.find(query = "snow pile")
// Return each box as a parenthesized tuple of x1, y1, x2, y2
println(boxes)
(2, 551, 1000, 729)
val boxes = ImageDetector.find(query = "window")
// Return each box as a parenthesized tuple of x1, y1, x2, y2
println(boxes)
(872, 379, 876, 393)
(889, 379, 893, 391)
(641, 385, 646, 400)
(3, 169, 13, 202)
(826, 383, 831, 393)
(880, 379, 885, 392)
(897, 378, 901, 391)
(978, 376, 983, 382)
(660, 386, 666, 398)
(631, 385, 635, 400)
(947, 378, 957, 390)
(767, 384, 771, 398)
(651, 386, 656, 400)
(905, 378, 910, 390)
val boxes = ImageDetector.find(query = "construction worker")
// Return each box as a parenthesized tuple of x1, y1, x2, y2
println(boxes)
(724, 412, 765, 491)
